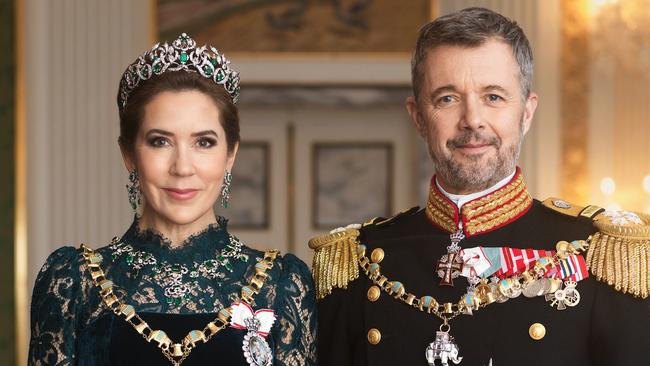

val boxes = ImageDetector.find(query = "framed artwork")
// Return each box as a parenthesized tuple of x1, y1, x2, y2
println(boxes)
(312, 142, 393, 229)
(157, 0, 435, 55)
(215, 142, 270, 229)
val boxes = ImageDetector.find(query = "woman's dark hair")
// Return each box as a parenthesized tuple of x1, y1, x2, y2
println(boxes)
(118, 71, 240, 155)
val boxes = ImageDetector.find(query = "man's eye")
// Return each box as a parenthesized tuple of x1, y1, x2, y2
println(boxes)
(487, 94, 504, 102)
(436, 95, 456, 106)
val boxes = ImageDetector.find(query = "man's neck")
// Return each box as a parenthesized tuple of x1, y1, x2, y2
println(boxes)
(436, 170, 517, 210)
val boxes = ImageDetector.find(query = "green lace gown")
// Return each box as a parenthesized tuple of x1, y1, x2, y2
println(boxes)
(28, 217, 317, 365)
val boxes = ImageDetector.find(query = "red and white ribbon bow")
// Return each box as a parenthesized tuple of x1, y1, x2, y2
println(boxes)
(230, 302, 276, 337)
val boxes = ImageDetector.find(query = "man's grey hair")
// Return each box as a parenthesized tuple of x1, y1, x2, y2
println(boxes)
(411, 7, 533, 101)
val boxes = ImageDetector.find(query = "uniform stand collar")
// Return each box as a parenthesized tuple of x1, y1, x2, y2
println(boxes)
(425, 167, 533, 236)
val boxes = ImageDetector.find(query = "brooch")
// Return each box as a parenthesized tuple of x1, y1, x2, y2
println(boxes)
(230, 302, 276, 366)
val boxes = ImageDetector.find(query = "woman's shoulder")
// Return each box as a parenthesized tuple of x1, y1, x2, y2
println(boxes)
(239, 244, 313, 298)
(240, 244, 310, 276)
(37, 245, 85, 278)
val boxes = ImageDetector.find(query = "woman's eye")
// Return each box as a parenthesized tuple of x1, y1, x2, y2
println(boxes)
(196, 137, 216, 148)
(148, 137, 169, 147)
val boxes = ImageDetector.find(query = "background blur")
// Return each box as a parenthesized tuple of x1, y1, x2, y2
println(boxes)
(2, 0, 650, 364)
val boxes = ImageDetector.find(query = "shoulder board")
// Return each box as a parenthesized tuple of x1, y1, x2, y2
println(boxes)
(586, 210, 650, 299)
(308, 228, 362, 300)
(363, 206, 420, 228)
(541, 197, 604, 219)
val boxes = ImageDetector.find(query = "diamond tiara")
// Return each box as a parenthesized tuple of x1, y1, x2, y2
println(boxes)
(118, 33, 240, 112)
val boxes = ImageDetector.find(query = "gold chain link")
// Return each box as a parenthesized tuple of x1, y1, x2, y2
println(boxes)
(357, 239, 589, 325)
(81, 244, 278, 365)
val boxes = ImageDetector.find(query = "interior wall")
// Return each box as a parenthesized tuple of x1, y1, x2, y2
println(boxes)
(438, 0, 562, 200)
(588, 2, 650, 211)
(19, 0, 152, 362)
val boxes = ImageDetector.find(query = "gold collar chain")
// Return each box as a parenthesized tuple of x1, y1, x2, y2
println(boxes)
(80, 244, 278, 366)
(357, 238, 589, 324)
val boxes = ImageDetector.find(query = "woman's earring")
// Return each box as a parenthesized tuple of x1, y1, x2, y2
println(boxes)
(221, 170, 233, 208)
(127, 170, 142, 213)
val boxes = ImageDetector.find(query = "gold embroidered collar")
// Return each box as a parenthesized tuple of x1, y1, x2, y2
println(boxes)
(426, 168, 533, 236)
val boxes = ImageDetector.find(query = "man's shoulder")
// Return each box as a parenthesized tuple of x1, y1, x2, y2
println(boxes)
(308, 206, 422, 300)
(538, 197, 604, 221)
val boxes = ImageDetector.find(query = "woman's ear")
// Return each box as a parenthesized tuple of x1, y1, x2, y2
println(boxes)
(118, 137, 136, 172)
(226, 142, 239, 172)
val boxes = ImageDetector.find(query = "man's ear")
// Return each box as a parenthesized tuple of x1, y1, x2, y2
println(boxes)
(521, 92, 538, 136)
(118, 137, 136, 172)
(406, 96, 427, 138)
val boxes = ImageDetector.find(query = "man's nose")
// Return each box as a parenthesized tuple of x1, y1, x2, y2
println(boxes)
(460, 97, 485, 131)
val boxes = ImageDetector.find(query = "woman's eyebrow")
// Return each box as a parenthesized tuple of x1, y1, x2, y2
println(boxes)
(191, 130, 218, 137)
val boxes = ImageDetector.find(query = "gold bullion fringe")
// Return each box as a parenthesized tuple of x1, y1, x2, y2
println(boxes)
(309, 229, 361, 300)
(586, 212, 650, 299)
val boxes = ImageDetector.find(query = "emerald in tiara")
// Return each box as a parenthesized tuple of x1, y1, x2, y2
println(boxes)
(118, 33, 240, 112)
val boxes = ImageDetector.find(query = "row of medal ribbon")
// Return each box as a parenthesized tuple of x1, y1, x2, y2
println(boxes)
(458, 246, 588, 281)
(457, 245, 588, 311)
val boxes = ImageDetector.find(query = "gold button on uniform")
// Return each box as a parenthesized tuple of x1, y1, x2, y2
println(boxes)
(367, 286, 381, 302)
(370, 248, 385, 263)
(529, 323, 546, 340)
(367, 328, 381, 345)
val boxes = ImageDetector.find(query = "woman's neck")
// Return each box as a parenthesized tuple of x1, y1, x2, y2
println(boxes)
(137, 210, 218, 248)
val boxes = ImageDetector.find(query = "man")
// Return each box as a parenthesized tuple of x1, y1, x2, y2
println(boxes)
(310, 7, 650, 366)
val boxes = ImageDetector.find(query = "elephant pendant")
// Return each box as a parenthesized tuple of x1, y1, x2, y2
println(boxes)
(425, 330, 463, 366)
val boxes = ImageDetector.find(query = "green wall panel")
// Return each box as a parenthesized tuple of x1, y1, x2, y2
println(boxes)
(0, 0, 16, 364)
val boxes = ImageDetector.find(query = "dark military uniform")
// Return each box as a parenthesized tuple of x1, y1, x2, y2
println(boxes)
(311, 171, 650, 366)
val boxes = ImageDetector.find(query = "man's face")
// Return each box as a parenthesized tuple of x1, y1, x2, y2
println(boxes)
(406, 39, 538, 194)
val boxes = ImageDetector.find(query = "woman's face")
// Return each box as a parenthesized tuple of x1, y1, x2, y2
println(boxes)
(123, 90, 237, 228)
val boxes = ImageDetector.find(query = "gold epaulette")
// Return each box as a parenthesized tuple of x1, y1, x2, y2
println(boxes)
(308, 228, 361, 300)
(586, 211, 650, 299)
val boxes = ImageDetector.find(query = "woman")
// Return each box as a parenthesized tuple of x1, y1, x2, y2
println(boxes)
(28, 34, 317, 366)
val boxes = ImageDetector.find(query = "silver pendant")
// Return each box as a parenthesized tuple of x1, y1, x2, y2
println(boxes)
(242, 317, 273, 366)
(425, 329, 463, 366)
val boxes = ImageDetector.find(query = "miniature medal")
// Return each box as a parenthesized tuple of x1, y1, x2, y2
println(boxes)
(230, 302, 276, 366)
(436, 230, 465, 286)
(426, 325, 463, 366)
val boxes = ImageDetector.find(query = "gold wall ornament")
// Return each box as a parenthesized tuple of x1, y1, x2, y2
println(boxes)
(560, 0, 590, 204)
(592, 0, 650, 74)
(309, 228, 361, 299)
(586, 211, 650, 298)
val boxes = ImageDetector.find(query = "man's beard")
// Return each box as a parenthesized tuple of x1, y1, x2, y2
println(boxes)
(430, 121, 524, 193)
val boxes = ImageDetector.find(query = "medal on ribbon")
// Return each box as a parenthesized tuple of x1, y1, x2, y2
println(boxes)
(230, 302, 276, 366)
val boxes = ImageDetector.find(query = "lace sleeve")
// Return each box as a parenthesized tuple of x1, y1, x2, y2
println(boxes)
(272, 253, 318, 366)
(28, 246, 84, 366)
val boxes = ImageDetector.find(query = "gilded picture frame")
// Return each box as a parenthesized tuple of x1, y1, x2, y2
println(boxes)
(155, 0, 438, 84)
